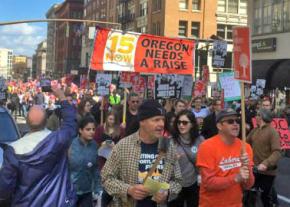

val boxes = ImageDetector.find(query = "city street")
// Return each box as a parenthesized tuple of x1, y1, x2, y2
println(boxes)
(276, 157, 290, 207)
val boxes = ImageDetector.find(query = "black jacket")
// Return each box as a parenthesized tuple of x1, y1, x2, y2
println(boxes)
(201, 112, 218, 139)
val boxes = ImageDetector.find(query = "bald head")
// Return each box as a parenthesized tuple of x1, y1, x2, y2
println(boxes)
(27, 105, 47, 132)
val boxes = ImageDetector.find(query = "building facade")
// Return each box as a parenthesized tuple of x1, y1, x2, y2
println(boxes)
(34, 41, 47, 78)
(0, 48, 13, 79)
(12, 55, 28, 80)
(248, 0, 290, 89)
(79, 0, 247, 86)
(46, 4, 61, 77)
(55, 0, 84, 77)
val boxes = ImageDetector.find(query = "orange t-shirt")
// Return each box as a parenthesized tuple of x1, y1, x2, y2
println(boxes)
(196, 134, 253, 207)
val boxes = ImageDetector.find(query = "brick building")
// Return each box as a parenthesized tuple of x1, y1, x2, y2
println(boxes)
(54, 0, 84, 77)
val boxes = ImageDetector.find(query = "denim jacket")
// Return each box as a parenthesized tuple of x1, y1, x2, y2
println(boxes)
(69, 137, 101, 195)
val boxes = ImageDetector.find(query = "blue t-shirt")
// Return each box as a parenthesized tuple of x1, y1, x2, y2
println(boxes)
(136, 141, 164, 207)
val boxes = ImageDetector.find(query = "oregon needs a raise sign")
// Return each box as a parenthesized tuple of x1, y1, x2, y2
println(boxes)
(90, 28, 195, 74)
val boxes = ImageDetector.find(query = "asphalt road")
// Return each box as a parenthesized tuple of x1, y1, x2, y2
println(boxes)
(16, 116, 290, 207)
(276, 156, 290, 207)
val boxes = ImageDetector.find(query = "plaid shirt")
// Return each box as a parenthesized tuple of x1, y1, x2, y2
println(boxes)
(101, 131, 182, 207)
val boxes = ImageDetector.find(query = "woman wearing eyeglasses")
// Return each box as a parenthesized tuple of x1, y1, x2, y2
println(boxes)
(168, 109, 204, 207)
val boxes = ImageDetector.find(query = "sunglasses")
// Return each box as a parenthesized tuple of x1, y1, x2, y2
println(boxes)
(177, 120, 190, 126)
(131, 101, 139, 103)
(221, 118, 240, 125)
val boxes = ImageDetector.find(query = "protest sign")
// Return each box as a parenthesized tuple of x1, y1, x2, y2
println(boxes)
(0, 77, 7, 100)
(0, 91, 6, 100)
(96, 73, 112, 96)
(131, 75, 145, 94)
(202, 65, 209, 84)
(155, 74, 183, 99)
(193, 80, 206, 97)
(233, 26, 252, 83)
(80, 74, 88, 89)
(147, 75, 155, 99)
(0, 77, 6, 89)
(181, 75, 193, 98)
(119, 72, 139, 88)
(212, 40, 227, 68)
(219, 72, 241, 101)
(90, 28, 195, 74)
(252, 118, 290, 149)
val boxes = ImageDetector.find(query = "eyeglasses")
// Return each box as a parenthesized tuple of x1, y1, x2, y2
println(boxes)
(221, 118, 240, 125)
(177, 120, 190, 126)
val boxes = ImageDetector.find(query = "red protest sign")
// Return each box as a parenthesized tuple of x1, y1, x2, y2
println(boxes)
(252, 118, 290, 149)
(131, 76, 145, 94)
(233, 27, 252, 83)
(90, 28, 195, 75)
(202, 65, 209, 83)
(193, 80, 206, 97)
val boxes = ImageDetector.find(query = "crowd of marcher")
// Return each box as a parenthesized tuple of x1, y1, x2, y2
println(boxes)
(0, 82, 289, 207)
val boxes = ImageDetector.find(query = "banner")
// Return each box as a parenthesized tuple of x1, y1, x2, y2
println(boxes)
(212, 40, 227, 68)
(96, 73, 112, 96)
(233, 26, 252, 83)
(90, 28, 195, 74)
(252, 118, 290, 149)
(219, 72, 241, 101)
(154, 74, 183, 99)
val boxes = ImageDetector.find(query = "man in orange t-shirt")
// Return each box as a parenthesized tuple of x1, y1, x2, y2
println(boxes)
(196, 108, 255, 207)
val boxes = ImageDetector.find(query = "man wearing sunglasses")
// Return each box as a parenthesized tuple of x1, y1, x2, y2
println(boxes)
(196, 108, 255, 207)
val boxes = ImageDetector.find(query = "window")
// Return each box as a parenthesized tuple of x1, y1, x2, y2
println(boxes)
(140, 2, 148, 16)
(192, 0, 200, 10)
(217, 0, 226, 12)
(227, 25, 233, 39)
(179, 0, 188, 10)
(191, 22, 200, 38)
(178, 21, 188, 36)
(272, 2, 283, 32)
(153, 0, 161, 11)
(228, 0, 238, 13)
(239, 0, 247, 14)
(137, 26, 147, 33)
(153, 22, 161, 35)
(217, 24, 234, 40)
(217, 24, 225, 39)
(283, 0, 290, 31)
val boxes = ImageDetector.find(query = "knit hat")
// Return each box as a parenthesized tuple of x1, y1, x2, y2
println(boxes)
(138, 100, 165, 121)
(257, 108, 273, 123)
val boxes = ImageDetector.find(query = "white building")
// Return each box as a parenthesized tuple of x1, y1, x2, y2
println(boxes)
(0, 48, 13, 79)
(248, 0, 290, 90)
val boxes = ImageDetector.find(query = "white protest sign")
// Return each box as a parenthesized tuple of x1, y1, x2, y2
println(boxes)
(256, 79, 266, 89)
(0, 92, 6, 100)
(0, 77, 6, 90)
(219, 72, 241, 101)
(181, 75, 193, 97)
(96, 73, 112, 96)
